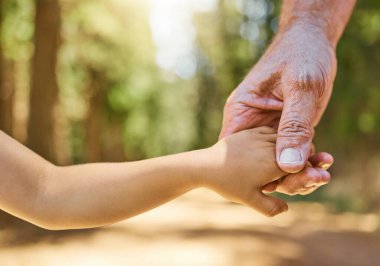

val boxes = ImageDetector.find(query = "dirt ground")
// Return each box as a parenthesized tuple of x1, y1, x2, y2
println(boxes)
(0, 189, 379, 266)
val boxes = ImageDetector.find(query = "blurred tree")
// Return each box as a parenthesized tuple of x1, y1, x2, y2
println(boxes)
(0, 0, 15, 135)
(193, 0, 275, 148)
(315, 0, 380, 211)
(27, 0, 61, 163)
(0, 0, 34, 226)
(84, 68, 108, 162)
(59, 0, 158, 162)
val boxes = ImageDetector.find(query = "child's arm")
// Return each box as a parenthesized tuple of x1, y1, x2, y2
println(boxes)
(0, 128, 297, 230)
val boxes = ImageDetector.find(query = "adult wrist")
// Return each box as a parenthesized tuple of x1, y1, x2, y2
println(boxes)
(277, 17, 337, 49)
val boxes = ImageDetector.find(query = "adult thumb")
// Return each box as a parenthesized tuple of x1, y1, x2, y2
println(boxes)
(277, 89, 317, 173)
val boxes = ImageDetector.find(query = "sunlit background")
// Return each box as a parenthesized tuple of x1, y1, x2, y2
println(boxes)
(0, 0, 380, 265)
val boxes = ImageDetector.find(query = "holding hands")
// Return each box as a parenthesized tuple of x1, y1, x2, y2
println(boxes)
(0, 127, 329, 230)
(0, 0, 358, 231)
(204, 127, 332, 217)
(219, 0, 356, 196)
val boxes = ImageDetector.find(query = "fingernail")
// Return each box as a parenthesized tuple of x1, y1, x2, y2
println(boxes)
(319, 163, 331, 170)
(280, 148, 302, 164)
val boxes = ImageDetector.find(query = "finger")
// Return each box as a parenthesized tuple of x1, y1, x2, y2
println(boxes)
(253, 126, 277, 135)
(295, 171, 331, 195)
(276, 167, 329, 195)
(314, 168, 331, 184)
(276, 168, 331, 196)
(248, 192, 288, 217)
(219, 94, 249, 139)
(309, 152, 334, 170)
(276, 89, 317, 173)
(297, 186, 319, 196)
(265, 153, 333, 196)
(245, 127, 277, 142)
(262, 180, 278, 193)
(219, 89, 283, 140)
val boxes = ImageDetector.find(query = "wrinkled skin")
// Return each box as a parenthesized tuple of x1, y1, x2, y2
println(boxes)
(220, 0, 356, 195)
(221, 24, 337, 166)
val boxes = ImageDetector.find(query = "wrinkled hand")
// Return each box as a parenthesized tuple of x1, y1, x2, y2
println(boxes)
(262, 152, 334, 195)
(220, 24, 337, 195)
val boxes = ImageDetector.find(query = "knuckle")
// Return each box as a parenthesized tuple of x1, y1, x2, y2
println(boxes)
(278, 117, 313, 140)
(285, 64, 329, 99)
(280, 180, 300, 195)
(266, 204, 282, 217)
(261, 126, 276, 134)
(285, 186, 297, 196)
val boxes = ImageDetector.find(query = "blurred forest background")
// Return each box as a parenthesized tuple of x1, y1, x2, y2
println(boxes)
(0, 0, 379, 227)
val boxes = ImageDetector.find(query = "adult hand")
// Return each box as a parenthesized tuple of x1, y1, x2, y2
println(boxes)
(262, 152, 334, 195)
(220, 23, 337, 193)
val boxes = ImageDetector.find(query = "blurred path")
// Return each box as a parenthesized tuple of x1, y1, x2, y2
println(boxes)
(1, 189, 379, 266)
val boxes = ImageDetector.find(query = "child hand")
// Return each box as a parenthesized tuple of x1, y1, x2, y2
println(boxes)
(199, 127, 288, 217)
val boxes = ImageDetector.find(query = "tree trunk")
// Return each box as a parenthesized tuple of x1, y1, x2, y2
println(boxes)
(84, 70, 105, 163)
(84, 70, 126, 163)
(0, 59, 16, 135)
(0, 0, 14, 226)
(0, 0, 14, 135)
(27, 0, 61, 163)
(103, 117, 126, 162)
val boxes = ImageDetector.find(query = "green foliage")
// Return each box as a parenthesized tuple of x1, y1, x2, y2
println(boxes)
(317, 1, 380, 150)
(2, 0, 34, 60)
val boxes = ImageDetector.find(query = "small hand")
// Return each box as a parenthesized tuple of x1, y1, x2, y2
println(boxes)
(203, 127, 288, 217)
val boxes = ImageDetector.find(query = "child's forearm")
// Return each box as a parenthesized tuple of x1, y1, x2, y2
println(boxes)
(0, 131, 51, 226)
(0, 131, 207, 230)
(0, 127, 297, 230)
(39, 151, 206, 230)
